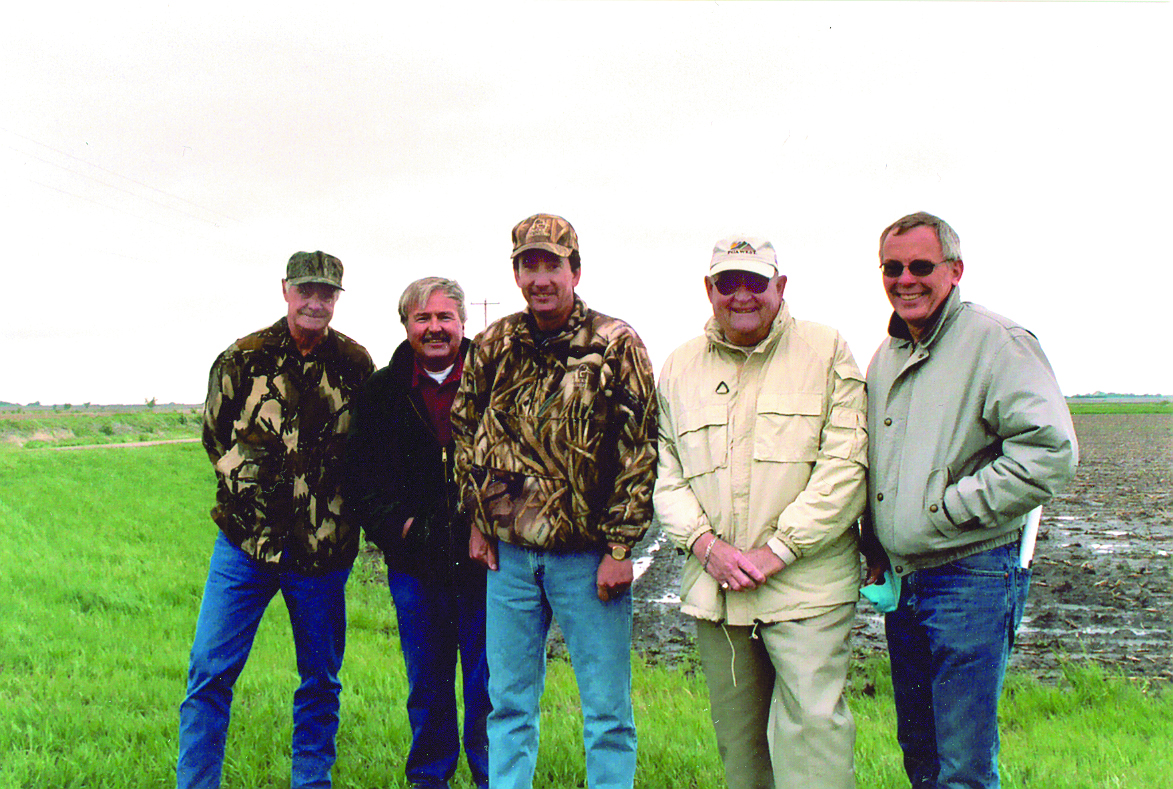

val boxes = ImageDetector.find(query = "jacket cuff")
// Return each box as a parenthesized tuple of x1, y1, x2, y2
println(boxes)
(683, 517, 715, 552)
(766, 536, 798, 568)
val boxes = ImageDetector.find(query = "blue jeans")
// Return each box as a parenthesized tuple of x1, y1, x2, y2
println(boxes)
(387, 567, 490, 789)
(177, 532, 351, 789)
(885, 543, 1030, 789)
(486, 542, 637, 789)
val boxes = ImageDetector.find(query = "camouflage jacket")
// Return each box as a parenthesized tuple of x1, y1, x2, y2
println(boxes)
(451, 297, 657, 551)
(203, 317, 374, 574)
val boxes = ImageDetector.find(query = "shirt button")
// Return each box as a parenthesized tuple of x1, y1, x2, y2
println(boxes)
(895, 566, 903, 573)
(884, 417, 892, 426)
(876, 493, 884, 502)
(929, 504, 938, 513)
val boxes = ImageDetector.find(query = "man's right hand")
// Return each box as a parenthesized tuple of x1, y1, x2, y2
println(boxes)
(469, 526, 498, 571)
(693, 533, 767, 591)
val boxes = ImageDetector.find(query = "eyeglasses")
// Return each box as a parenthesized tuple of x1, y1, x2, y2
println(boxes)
(711, 271, 770, 295)
(880, 259, 952, 278)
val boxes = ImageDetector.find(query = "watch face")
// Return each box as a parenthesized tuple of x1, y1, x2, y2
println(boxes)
(611, 545, 630, 560)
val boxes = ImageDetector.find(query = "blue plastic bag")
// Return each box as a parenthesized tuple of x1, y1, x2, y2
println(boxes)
(860, 568, 902, 614)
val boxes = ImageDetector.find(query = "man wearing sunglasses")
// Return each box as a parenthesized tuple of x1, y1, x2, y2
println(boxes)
(860, 212, 1077, 789)
(654, 236, 868, 789)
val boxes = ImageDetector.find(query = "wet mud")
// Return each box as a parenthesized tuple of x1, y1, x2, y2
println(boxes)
(621, 413, 1172, 680)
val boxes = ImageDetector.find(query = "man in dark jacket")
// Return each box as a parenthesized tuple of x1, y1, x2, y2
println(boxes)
(344, 277, 488, 789)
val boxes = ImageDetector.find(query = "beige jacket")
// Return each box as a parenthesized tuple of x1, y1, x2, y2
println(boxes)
(654, 305, 867, 625)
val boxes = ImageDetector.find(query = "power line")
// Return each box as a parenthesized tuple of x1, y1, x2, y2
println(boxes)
(1, 126, 241, 226)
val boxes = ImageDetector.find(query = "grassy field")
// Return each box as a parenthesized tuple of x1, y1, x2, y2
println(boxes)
(1, 445, 1171, 788)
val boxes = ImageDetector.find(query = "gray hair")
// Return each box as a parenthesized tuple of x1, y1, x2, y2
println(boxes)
(879, 212, 963, 261)
(397, 277, 467, 325)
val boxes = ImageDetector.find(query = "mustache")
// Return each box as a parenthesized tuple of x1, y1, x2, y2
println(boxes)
(421, 331, 453, 344)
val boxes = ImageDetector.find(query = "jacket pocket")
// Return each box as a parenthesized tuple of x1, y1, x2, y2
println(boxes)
(925, 467, 959, 537)
(754, 392, 822, 462)
(676, 405, 728, 479)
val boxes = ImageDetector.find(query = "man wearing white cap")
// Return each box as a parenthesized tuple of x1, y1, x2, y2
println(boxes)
(654, 236, 868, 789)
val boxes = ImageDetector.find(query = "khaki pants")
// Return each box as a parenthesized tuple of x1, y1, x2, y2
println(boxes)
(695, 603, 856, 789)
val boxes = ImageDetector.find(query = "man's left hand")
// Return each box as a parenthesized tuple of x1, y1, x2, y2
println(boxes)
(742, 546, 787, 580)
(597, 554, 633, 603)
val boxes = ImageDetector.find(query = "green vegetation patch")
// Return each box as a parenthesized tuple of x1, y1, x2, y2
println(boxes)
(1067, 401, 1173, 414)
(0, 447, 1170, 787)
(0, 409, 201, 450)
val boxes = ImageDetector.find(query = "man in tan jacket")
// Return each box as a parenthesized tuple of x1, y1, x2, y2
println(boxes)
(654, 236, 868, 789)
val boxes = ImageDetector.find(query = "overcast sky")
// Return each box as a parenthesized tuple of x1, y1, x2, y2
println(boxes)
(3, 1, 1169, 405)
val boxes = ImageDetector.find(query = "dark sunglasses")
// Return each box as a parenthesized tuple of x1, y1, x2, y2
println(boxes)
(712, 271, 770, 295)
(880, 259, 951, 278)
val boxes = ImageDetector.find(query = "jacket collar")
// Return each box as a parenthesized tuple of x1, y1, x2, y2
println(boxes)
(266, 316, 338, 359)
(388, 337, 472, 385)
(704, 302, 793, 356)
(886, 286, 963, 349)
(519, 295, 589, 346)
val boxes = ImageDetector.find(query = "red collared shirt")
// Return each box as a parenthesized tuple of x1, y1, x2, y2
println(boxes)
(412, 354, 464, 445)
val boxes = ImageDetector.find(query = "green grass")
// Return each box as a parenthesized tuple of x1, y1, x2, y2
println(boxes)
(1, 446, 1171, 787)
(1066, 400, 1172, 414)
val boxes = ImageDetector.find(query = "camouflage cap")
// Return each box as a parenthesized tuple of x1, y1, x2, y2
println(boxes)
(709, 236, 778, 279)
(510, 214, 579, 260)
(286, 251, 344, 290)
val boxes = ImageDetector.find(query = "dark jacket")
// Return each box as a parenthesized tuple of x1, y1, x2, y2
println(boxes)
(344, 338, 482, 581)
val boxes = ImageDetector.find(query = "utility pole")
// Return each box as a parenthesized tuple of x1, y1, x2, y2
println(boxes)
(469, 299, 500, 330)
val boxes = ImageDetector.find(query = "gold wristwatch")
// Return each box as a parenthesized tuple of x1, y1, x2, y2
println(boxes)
(609, 544, 632, 561)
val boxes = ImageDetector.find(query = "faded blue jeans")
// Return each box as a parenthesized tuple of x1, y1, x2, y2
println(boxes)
(177, 532, 350, 789)
(387, 567, 490, 789)
(485, 542, 637, 789)
(885, 542, 1030, 789)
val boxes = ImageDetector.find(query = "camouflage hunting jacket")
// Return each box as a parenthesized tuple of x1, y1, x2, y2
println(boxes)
(451, 297, 657, 552)
(203, 317, 374, 574)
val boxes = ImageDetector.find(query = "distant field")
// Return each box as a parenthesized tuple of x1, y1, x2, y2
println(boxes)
(0, 408, 202, 449)
(1067, 401, 1172, 414)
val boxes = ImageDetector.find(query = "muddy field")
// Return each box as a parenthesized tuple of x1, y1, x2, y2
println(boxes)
(623, 413, 1172, 680)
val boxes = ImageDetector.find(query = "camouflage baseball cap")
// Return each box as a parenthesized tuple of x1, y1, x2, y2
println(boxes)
(286, 251, 344, 289)
(510, 214, 579, 260)
(709, 236, 778, 279)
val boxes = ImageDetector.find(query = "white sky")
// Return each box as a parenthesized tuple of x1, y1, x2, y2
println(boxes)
(3, 1, 1170, 405)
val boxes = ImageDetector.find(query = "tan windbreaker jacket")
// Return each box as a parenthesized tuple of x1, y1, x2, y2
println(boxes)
(654, 304, 868, 626)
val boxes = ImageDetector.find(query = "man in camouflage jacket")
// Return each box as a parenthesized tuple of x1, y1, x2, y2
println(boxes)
(178, 251, 374, 789)
(451, 214, 657, 789)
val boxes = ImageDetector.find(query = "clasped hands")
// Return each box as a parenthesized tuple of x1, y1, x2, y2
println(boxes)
(694, 532, 784, 592)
